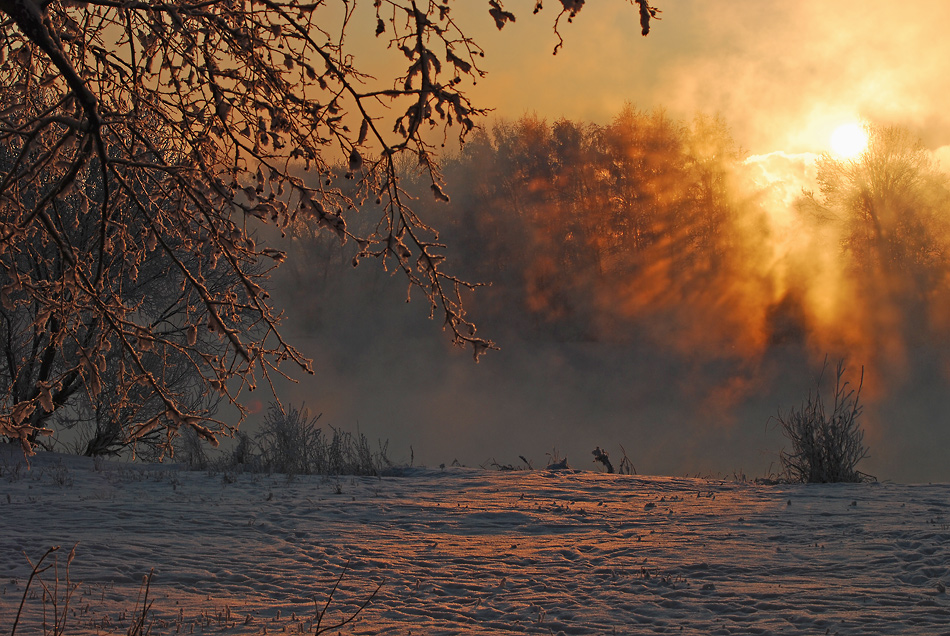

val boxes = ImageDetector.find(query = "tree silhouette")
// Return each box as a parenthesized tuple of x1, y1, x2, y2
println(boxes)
(804, 125, 949, 279)
(0, 1, 660, 454)
(797, 124, 950, 375)
(0, 112, 245, 456)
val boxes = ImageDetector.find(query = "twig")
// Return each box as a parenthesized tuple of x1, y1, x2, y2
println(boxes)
(126, 570, 154, 636)
(12, 544, 79, 636)
(313, 560, 384, 635)
(11, 546, 60, 636)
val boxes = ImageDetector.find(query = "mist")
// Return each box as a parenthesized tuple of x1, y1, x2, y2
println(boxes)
(250, 110, 950, 484)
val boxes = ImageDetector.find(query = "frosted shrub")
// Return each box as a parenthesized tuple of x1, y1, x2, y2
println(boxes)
(256, 403, 323, 476)
(177, 427, 211, 470)
(777, 360, 872, 483)
(253, 403, 394, 476)
(324, 427, 393, 476)
(230, 432, 256, 468)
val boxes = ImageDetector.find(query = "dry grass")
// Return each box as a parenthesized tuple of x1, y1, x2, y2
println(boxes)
(10, 546, 379, 636)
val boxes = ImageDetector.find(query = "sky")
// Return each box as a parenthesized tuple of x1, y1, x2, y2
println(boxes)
(455, 0, 950, 158)
(257, 0, 950, 483)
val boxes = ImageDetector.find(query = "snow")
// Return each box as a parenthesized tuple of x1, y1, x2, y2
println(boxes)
(2, 445, 949, 635)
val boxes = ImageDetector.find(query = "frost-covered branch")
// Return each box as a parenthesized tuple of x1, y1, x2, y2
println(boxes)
(0, 0, 660, 454)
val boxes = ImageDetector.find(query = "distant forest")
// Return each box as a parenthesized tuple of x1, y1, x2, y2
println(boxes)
(285, 106, 950, 388)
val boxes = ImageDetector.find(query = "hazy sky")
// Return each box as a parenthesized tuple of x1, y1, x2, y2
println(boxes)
(455, 0, 950, 157)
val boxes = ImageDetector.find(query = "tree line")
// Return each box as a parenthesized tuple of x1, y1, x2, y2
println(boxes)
(347, 111, 950, 385)
(409, 107, 775, 353)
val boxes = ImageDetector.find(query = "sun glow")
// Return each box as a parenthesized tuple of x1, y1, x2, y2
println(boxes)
(830, 123, 868, 158)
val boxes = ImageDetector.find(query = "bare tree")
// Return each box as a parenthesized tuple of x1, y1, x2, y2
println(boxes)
(0, 126, 242, 457)
(0, 1, 660, 454)
(803, 125, 950, 277)
(796, 124, 950, 370)
(431, 108, 747, 342)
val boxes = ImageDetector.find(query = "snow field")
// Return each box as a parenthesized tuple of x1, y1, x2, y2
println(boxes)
(2, 447, 949, 635)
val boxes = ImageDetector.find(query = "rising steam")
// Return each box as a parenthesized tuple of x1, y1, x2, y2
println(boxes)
(272, 110, 950, 482)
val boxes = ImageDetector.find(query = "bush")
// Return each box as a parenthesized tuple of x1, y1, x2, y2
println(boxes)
(252, 403, 395, 476)
(777, 360, 873, 483)
(177, 426, 212, 470)
(256, 403, 324, 476)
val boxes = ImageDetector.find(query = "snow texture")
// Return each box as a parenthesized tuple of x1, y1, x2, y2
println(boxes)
(2, 445, 949, 634)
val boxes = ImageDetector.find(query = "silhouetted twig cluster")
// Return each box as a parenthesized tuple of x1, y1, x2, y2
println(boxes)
(778, 360, 873, 483)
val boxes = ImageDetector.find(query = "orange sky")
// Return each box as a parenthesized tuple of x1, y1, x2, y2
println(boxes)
(457, 0, 950, 158)
(349, 1, 950, 160)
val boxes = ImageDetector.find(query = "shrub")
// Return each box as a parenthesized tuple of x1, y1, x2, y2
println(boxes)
(177, 426, 212, 470)
(230, 431, 256, 468)
(256, 403, 324, 476)
(252, 403, 394, 476)
(171, 402, 397, 477)
(777, 359, 873, 483)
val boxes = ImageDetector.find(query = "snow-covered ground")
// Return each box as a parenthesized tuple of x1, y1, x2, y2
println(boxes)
(2, 445, 949, 635)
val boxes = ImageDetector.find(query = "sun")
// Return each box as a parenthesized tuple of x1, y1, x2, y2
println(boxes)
(830, 122, 868, 158)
